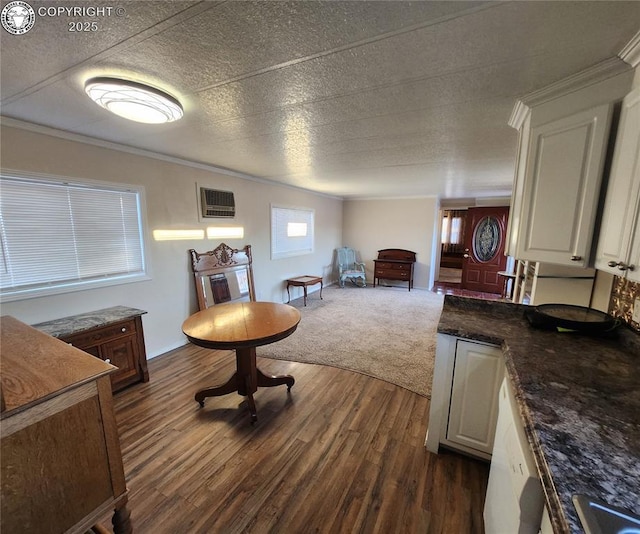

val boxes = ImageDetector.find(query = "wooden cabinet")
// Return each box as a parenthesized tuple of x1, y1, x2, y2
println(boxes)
(426, 334, 503, 460)
(34, 307, 149, 393)
(373, 248, 416, 290)
(514, 104, 614, 267)
(506, 61, 633, 267)
(0, 316, 132, 534)
(595, 87, 640, 282)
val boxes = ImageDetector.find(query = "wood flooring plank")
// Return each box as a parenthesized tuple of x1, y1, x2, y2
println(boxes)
(97, 343, 488, 533)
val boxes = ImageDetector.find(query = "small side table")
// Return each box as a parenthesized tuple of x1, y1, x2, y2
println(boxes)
(497, 271, 517, 300)
(286, 275, 323, 306)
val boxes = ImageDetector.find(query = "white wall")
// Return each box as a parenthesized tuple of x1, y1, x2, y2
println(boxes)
(342, 197, 440, 290)
(1, 124, 343, 358)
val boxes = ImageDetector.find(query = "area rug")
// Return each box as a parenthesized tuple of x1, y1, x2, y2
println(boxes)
(259, 285, 444, 398)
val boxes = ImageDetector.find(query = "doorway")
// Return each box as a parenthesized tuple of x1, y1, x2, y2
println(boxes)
(434, 205, 510, 300)
(461, 206, 510, 294)
(438, 209, 467, 285)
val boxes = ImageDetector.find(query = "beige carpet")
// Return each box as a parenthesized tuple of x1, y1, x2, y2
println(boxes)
(259, 285, 444, 398)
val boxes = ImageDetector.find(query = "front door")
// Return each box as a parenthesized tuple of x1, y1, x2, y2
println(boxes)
(461, 206, 510, 294)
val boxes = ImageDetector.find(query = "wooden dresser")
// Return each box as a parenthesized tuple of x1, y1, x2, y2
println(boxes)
(373, 249, 417, 291)
(0, 316, 132, 534)
(34, 306, 149, 393)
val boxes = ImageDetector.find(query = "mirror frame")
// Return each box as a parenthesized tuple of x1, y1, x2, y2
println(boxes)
(189, 243, 256, 310)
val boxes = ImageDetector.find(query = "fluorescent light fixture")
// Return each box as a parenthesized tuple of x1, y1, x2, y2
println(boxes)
(206, 226, 245, 239)
(85, 77, 183, 124)
(153, 229, 204, 241)
(287, 222, 308, 237)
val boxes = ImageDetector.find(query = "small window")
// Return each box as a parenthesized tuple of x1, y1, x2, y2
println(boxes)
(0, 172, 148, 302)
(271, 205, 314, 260)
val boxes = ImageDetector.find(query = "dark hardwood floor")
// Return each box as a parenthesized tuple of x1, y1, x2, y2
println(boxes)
(102, 344, 489, 533)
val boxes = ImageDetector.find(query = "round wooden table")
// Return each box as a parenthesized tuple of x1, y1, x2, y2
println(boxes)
(182, 301, 301, 422)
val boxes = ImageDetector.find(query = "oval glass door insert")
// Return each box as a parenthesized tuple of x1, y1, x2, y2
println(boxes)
(473, 216, 500, 262)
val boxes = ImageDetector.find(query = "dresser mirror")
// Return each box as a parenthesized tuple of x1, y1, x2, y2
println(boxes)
(189, 243, 255, 310)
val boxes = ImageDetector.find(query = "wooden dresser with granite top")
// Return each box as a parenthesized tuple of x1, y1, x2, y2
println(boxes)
(0, 316, 132, 534)
(373, 248, 416, 291)
(34, 306, 149, 393)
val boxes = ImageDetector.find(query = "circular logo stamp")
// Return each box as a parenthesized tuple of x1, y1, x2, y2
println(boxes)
(2, 1, 35, 35)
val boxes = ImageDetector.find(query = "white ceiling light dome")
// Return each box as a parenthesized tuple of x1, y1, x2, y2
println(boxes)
(85, 77, 183, 124)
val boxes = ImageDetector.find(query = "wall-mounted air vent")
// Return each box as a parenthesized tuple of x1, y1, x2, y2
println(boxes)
(200, 187, 235, 218)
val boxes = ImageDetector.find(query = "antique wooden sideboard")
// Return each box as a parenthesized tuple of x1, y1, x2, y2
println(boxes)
(373, 248, 417, 291)
(0, 316, 132, 534)
(33, 306, 149, 393)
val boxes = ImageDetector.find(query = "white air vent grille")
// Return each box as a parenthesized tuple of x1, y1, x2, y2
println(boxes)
(200, 188, 235, 218)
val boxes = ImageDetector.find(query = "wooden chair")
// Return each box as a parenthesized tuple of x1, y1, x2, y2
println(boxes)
(189, 243, 255, 310)
(336, 247, 366, 287)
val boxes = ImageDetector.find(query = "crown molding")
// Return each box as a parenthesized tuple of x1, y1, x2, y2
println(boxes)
(508, 100, 530, 130)
(0, 116, 342, 200)
(508, 57, 631, 130)
(619, 30, 640, 68)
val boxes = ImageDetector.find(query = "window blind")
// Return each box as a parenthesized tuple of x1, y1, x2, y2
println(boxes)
(0, 174, 147, 301)
(271, 205, 314, 260)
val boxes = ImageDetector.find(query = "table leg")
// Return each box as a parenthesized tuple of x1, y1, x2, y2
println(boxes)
(195, 347, 294, 421)
(286, 283, 291, 303)
(303, 286, 308, 306)
(256, 368, 295, 391)
(112, 500, 132, 534)
(319, 280, 323, 300)
(195, 373, 240, 406)
(243, 374, 258, 423)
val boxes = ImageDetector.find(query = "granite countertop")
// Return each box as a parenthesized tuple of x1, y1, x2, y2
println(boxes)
(32, 306, 147, 338)
(438, 295, 640, 534)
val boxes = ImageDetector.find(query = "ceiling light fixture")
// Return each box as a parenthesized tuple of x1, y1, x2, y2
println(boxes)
(85, 77, 183, 124)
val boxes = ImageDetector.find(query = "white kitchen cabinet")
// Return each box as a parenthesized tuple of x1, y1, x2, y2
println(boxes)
(516, 103, 613, 267)
(484, 376, 545, 534)
(426, 334, 503, 460)
(506, 60, 633, 267)
(595, 87, 640, 282)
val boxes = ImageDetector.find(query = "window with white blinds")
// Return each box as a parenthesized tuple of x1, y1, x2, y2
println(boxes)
(0, 173, 148, 301)
(270, 205, 314, 260)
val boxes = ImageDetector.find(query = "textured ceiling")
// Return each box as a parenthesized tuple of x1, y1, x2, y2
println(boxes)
(1, 1, 639, 199)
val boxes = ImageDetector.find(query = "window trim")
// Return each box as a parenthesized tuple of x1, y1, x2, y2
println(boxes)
(0, 169, 151, 303)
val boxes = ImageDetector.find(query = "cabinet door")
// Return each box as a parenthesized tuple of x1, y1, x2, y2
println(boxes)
(627, 213, 640, 283)
(506, 114, 531, 257)
(446, 339, 503, 456)
(595, 88, 640, 279)
(517, 104, 613, 267)
(101, 335, 139, 390)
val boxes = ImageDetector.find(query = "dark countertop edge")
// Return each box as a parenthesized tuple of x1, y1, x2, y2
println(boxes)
(32, 306, 147, 338)
(436, 295, 639, 534)
(502, 347, 570, 534)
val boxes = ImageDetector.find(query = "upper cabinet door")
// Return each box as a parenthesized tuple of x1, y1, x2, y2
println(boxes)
(627, 216, 640, 283)
(516, 104, 613, 267)
(595, 87, 640, 281)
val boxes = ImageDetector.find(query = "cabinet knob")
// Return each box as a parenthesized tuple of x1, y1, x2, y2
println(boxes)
(105, 358, 111, 364)
(607, 261, 619, 267)
(121, 327, 126, 332)
(463, 254, 470, 259)
(617, 263, 630, 271)
(570, 255, 582, 262)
